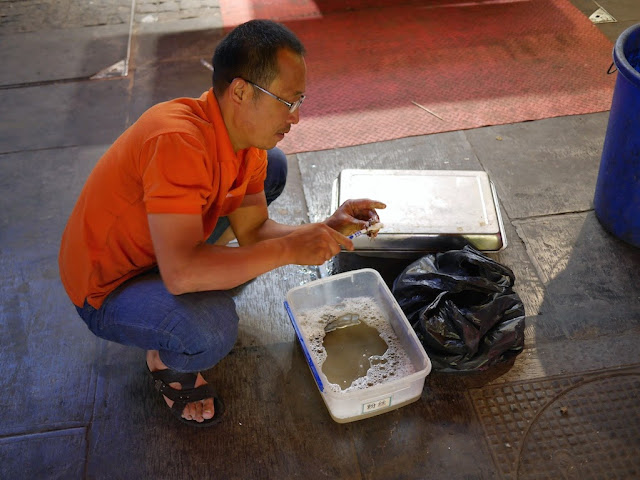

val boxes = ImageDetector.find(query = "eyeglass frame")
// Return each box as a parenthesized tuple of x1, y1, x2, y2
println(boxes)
(237, 77, 305, 114)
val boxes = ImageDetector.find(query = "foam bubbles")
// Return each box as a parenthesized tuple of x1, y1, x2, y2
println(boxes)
(296, 296, 416, 393)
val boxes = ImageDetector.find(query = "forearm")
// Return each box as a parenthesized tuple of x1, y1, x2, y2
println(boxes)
(235, 217, 301, 245)
(162, 238, 291, 294)
(149, 212, 356, 296)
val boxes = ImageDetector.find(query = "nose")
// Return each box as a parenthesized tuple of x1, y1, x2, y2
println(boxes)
(288, 108, 300, 124)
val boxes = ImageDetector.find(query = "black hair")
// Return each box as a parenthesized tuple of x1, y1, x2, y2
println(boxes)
(212, 19, 306, 97)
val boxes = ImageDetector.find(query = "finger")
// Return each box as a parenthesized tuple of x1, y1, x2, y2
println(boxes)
(368, 200, 386, 210)
(329, 229, 354, 251)
(350, 198, 386, 211)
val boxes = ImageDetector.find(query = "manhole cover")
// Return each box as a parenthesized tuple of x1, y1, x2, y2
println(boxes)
(470, 367, 640, 479)
(517, 373, 640, 479)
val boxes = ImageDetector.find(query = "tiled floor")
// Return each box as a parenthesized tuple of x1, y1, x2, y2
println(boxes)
(1, 1, 639, 478)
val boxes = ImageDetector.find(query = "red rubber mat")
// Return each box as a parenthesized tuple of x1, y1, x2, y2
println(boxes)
(220, 0, 616, 154)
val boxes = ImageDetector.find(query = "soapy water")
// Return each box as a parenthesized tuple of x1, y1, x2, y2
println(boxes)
(321, 320, 388, 389)
(296, 296, 416, 393)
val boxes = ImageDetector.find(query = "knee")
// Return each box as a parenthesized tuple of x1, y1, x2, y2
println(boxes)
(265, 147, 288, 205)
(197, 299, 239, 364)
(170, 293, 240, 371)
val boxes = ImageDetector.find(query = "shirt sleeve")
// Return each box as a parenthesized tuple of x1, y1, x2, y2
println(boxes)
(141, 133, 214, 214)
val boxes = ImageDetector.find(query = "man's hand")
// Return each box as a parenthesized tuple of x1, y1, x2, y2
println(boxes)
(324, 198, 386, 236)
(283, 223, 353, 265)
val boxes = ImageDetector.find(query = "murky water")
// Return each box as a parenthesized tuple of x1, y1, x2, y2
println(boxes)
(296, 296, 416, 393)
(321, 321, 388, 390)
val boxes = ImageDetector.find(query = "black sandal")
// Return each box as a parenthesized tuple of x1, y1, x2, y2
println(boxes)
(148, 367, 225, 427)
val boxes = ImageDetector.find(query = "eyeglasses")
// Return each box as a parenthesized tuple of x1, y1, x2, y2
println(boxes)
(241, 78, 305, 114)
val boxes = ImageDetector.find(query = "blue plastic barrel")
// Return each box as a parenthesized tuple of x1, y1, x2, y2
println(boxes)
(594, 24, 640, 247)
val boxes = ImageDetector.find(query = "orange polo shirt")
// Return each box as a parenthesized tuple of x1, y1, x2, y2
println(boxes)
(59, 89, 267, 308)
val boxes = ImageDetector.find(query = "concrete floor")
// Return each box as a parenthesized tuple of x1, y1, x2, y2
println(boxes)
(1, 1, 639, 479)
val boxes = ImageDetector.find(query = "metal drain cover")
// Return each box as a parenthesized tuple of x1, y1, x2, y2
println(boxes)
(470, 367, 640, 479)
(589, 7, 616, 24)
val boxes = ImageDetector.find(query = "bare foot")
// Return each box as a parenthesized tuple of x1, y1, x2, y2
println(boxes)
(146, 350, 215, 423)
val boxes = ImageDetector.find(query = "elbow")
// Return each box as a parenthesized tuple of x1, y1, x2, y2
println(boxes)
(160, 268, 192, 296)
(165, 281, 189, 296)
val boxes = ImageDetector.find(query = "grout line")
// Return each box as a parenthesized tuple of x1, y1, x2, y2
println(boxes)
(0, 426, 86, 442)
(0, 144, 84, 157)
(0, 76, 97, 90)
(83, 345, 104, 480)
(510, 208, 595, 223)
(290, 152, 322, 280)
(123, 0, 137, 78)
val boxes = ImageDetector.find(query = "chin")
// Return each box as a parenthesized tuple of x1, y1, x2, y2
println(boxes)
(260, 139, 279, 150)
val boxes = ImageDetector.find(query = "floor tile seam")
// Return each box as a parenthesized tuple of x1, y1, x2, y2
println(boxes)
(132, 54, 220, 71)
(509, 228, 550, 288)
(510, 208, 594, 287)
(345, 427, 367, 480)
(522, 325, 640, 348)
(288, 152, 318, 229)
(0, 75, 97, 91)
(479, 334, 640, 387)
(0, 425, 86, 443)
(464, 131, 596, 224)
(0, 144, 88, 157)
(0, 21, 131, 36)
(120, 0, 136, 79)
(510, 208, 594, 223)
(487, 198, 550, 293)
(83, 360, 101, 480)
(470, 362, 640, 391)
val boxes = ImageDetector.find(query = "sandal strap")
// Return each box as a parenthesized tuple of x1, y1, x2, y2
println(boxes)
(150, 369, 219, 404)
(150, 368, 197, 389)
(167, 385, 217, 411)
(158, 382, 219, 405)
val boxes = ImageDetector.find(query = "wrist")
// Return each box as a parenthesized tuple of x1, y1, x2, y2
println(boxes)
(322, 216, 339, 232)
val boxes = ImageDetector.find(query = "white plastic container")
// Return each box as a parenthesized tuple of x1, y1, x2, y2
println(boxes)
(284, 269, 432, 423)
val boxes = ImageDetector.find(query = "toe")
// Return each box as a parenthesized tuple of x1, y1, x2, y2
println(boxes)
(193, 401, 204, 422)
(183, 403, 195, 421)
(202, 398, 215, 420)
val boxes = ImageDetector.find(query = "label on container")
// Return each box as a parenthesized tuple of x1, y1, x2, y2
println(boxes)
(362, 396, 392, 414)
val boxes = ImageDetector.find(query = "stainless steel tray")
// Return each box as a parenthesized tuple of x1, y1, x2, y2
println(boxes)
(331, 169, 507, 253)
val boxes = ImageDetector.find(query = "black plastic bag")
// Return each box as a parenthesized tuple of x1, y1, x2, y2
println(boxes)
(392, 245, 525, 372)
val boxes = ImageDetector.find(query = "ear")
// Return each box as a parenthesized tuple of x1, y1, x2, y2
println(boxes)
(229, 78, 249, 106)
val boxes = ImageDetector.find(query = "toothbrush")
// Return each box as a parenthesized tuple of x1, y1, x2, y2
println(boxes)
(347, 229, 368, 240)
(348, 222, 384, 240)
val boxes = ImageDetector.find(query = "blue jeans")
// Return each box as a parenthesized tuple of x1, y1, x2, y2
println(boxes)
(75, 147, 288, 373)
